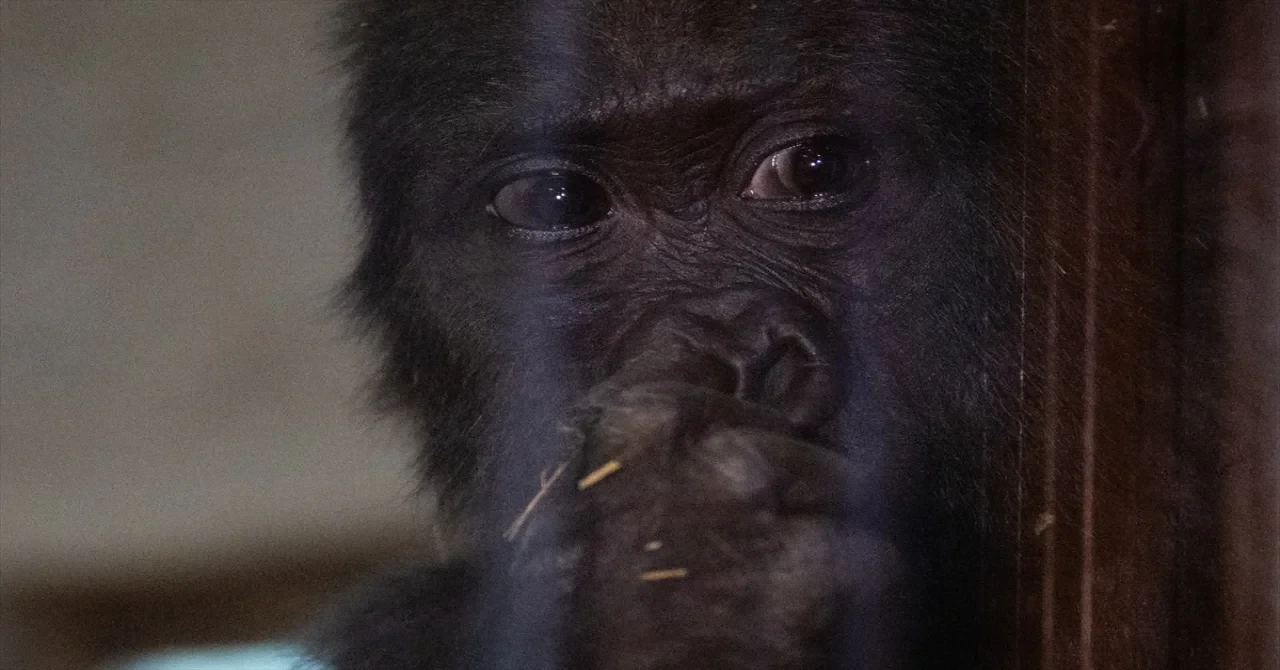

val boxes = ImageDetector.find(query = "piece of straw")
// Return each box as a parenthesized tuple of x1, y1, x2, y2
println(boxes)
(503, 461, 569, 542)
(639, 567, 689, 582)
(577, 459, 622, 489)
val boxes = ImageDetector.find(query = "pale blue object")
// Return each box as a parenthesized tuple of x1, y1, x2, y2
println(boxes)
(117, 643, 324, 670)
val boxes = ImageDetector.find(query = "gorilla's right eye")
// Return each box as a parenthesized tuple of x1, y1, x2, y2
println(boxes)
(741, 135, 873, 206)
(488, 171, 611, 233)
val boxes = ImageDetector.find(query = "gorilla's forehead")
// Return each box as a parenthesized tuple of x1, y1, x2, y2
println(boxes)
(510, 0, 876, 89)
(345, 0, 924, 123)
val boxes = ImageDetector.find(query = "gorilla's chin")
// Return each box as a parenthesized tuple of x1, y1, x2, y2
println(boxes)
(501, 378, 898, 670)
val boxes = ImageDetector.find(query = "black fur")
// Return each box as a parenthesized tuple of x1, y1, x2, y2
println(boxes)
(313, 0, 1019, 667)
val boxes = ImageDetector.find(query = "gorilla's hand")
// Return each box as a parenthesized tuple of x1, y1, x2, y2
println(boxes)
(510, 382, 903, 670)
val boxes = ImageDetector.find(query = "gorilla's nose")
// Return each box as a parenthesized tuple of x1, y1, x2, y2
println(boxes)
(606, 289, 844, 431)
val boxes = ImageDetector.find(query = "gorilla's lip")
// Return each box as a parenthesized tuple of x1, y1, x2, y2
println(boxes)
(570, 378, 845, 456)
(576, 379, 800, 433)
(562, 379, 859, 513)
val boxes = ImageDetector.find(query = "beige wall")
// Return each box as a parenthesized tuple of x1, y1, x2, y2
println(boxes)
(0, 1, 422, 588)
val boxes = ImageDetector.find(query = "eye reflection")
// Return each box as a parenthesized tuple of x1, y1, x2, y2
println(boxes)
(490, 171, 611, 232)
(743, 136, 873, 203)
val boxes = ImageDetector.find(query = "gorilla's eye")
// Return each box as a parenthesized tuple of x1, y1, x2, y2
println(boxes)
(489, 171, 611, 233)
(742, 136, 871, 203)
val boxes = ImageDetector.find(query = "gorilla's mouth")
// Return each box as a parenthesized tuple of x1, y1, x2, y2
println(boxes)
(516, 286, 865, 535)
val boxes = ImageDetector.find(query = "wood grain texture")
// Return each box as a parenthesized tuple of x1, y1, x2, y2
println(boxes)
(1016, 0, 1187, 667)
(1015, 0, 1278, 667)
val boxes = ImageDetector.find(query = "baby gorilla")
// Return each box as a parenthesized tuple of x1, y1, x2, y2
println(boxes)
(314, 0, 1017, 668)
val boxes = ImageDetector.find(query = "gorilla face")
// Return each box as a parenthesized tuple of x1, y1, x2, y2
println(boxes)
(343, 0, 1011, 509)
(333, 0, 1016, 667)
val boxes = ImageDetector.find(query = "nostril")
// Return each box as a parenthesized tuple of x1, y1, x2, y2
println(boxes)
(753, 336, 811, 404)
(739, 329, 832, 430)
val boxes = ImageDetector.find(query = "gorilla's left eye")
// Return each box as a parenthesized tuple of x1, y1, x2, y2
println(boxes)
(489, 170, 611, 233)
(742, 136, 872, 204)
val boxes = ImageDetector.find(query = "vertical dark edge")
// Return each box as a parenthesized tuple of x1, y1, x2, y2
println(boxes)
(1184, 0, 1280, 667)
(1011, 0, 1030, 665)
(1019, 0, 1090, 664)
(1175, 2, 1223, 666)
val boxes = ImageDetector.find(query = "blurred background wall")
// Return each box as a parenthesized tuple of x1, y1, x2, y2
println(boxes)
(0, 2, 425, 667)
